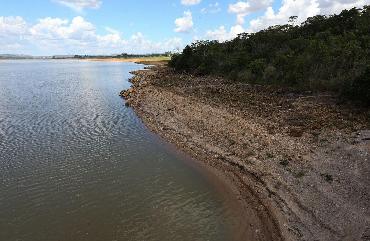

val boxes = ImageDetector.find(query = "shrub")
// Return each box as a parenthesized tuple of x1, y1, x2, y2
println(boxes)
(342, 67, 370, 106)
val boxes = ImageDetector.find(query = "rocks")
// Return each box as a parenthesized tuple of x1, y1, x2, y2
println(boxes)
(124, 100, 131, 107)
(288, 127, 304, 137)
(119, 90, 127, 98)
(119, 88, 135, 99)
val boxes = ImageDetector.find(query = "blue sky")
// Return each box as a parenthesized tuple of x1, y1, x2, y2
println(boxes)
(0, 0, 368, 55)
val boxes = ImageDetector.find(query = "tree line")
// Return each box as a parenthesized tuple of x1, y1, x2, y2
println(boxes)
(169, 6, 370, 105)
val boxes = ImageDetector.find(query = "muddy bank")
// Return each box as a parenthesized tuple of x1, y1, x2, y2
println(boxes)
(120, 64, 370, 241)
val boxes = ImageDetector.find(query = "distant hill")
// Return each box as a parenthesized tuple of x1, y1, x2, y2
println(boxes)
(0, 54, 34, 59)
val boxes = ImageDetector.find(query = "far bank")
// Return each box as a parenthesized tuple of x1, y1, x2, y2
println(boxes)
(83, 56, 170, 65)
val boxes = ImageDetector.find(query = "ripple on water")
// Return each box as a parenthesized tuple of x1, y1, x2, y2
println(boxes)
(0, 60, 237, 241)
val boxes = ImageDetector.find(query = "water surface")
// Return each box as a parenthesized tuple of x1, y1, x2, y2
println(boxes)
(0, 60, 239, 241)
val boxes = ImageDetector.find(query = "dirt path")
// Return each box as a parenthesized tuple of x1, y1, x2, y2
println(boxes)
(121, 64, 370, 241)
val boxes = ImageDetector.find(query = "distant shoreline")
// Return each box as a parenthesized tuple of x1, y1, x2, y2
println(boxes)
(83, 56, 170, 65)
(0, 57, 171, 67)
(0, 55, 171, 63)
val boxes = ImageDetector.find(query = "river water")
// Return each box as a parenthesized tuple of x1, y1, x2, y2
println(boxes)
(0, 60, 240, 241)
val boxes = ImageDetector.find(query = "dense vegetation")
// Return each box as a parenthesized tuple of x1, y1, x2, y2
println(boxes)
(169, 6, 370, 105)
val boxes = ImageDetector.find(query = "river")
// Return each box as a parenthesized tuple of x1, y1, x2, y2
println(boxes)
(0, 60, 241, 241)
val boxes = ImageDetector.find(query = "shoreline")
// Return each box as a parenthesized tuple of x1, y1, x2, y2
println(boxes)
(121, 64, 370, 240)
(122, 63, 284, 241)
(147, 120, 284, 241)
(82, 57, 170, 65)
(147, 129, 275, 241)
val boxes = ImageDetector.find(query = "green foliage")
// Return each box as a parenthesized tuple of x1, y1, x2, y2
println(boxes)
(169, 6, 370, 105)
(342, 66, 370, 106)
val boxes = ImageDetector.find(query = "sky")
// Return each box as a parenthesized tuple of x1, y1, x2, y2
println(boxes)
(0, 0, 369, 55)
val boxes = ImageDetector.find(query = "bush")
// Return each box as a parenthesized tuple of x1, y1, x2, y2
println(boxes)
(343, 67, 370, 106)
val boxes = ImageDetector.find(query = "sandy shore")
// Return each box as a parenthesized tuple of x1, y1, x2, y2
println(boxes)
(120, 64, 370, 241)
(83, 57, 170, 65)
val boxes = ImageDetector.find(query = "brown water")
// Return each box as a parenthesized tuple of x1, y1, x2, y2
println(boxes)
(0, 60, 240, 241)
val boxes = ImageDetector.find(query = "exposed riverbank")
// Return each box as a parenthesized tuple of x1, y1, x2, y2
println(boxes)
(84, 57, 170, 65)
(120, 64, 370, 241)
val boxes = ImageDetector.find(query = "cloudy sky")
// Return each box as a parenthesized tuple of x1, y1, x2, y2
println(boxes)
(0, 0, 368, 55)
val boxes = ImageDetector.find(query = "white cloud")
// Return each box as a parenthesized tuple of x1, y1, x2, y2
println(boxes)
(128, 32, 183, 53)
(203, 0, 272, 42)
(0, 16, 29, 52)
(181, 0, 201, 6)
(318, 0, 369, 14)
(0, 16, 28, 36)
(229, 0, 273, 24)
(246, 0, 370, 32)
(247, 0, 320, 32)
(205, 25, 228, 41)
(0, 16, 184, 55)
(201, 2, 221, 14)
(174, 11, 194, 33)
(29, 16, 96, 41)
(205, 24, 244, 42)
(104, 26, 121, 35)
(53, 0, 102, 11)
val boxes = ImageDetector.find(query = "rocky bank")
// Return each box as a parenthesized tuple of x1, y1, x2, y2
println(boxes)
(120, 63, 370, 241)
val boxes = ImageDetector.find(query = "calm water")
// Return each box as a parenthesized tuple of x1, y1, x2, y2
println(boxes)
(0, 60, 239, 241)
